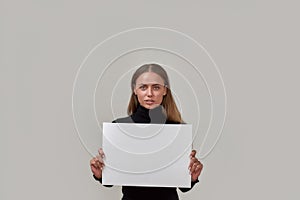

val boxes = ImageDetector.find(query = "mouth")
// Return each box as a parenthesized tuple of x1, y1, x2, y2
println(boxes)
(144, 100, 155, 105)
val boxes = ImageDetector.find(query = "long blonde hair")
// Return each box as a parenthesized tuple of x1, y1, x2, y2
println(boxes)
(127, 63, 183, 123)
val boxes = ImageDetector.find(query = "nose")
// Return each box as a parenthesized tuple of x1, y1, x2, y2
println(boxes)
(146, 88, 153, 97)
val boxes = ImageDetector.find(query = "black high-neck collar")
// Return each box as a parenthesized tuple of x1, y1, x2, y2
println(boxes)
(131, 104, 167, 124)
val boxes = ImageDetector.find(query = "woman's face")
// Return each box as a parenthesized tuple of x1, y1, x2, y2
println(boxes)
(134, 72, 167, 109)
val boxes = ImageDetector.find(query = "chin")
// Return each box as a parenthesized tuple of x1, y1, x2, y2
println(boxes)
(145, 104, 160, 109)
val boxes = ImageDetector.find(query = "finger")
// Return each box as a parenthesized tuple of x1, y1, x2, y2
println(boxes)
(188, 157, 198, 170)
(90, 157, 102, 168)
(90, 157, 99, 166)
(188, 157, 197, 170)
(190, 161, 199, 174)
(197, 162, 203, 172)
(90, 158, 95, 165)
(90, 160, 97, 167)
(194, 163, 203, 177)
(192, 161, 203, 175)
(95, 161, 104, 170)
(96, 155, 104, 163)
(98, 148, 105, 158)
(95, 157, 105, 168)
(90, 159, 100, 171)
(190, 150, 197, 158)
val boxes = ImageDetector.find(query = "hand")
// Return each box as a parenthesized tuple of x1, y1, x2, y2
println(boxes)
(90, 148, 105, 179)
(189, 150, 203, 182)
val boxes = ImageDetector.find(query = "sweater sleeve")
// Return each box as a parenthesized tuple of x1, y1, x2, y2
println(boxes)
(93, 175, 113, 187)
(178, 179, 199, 193)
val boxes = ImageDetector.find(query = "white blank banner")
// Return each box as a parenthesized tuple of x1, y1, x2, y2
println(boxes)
(102, 123, 192, 187)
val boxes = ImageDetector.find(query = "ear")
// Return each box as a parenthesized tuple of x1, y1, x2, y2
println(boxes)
(163, 87, 167, 96)
(133, 89, 137, 95)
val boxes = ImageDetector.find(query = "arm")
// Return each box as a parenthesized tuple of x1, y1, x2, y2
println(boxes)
(90, 148, 113, 187)
(90, 120, 121, 187)
(179, 150, 203, 193)
(179, 179, 199, 193)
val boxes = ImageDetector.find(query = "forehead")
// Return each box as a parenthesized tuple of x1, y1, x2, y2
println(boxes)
(135, 72, 164, 85)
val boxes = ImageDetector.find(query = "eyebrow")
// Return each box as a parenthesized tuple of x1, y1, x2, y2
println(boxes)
(137, 83, 163, 86)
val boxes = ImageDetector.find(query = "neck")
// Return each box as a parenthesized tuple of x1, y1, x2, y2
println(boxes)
(131, 104, 167, 124)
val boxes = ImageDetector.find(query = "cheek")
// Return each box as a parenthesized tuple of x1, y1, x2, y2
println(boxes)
(156, 92, 165, 101)
(136, 91, 145, 99)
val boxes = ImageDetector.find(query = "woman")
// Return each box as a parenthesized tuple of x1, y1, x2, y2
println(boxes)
(90, 63, 203, 200)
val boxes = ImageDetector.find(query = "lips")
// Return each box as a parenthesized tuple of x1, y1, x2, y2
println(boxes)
(145, 100, 155, 105)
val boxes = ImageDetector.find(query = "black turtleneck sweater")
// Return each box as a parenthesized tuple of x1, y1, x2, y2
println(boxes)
(94, 105, 199, 200)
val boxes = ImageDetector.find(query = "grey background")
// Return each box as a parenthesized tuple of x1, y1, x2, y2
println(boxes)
(1, 1, 299, 200)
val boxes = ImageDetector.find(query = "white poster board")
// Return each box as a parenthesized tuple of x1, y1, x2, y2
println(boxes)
(102, 123, 192, 187)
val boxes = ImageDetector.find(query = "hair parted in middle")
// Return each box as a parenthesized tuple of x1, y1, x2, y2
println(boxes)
(127, 63, 183, 123)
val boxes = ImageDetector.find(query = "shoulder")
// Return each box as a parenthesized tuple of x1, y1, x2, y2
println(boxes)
(112, 116, 134, 123)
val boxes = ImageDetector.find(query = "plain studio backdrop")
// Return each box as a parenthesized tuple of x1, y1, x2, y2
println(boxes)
(1, 1, 299, 200)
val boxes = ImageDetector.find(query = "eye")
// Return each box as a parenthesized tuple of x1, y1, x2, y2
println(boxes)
(153, 85, 161, 90)
(139, 85, 147, 90)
